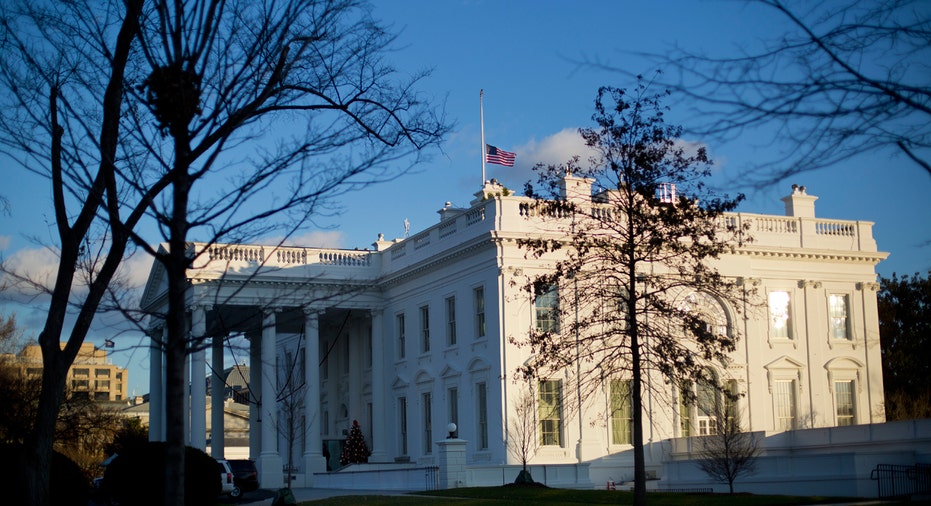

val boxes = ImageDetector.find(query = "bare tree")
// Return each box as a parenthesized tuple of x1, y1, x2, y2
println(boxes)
(516, 80, 751, 506)
(0, 2, 147, 503)
(277, 337, 307, 490)
(506, 384, 537, 483)
(695, 404, 762, 494)
(0, 1, 446, 504)
(652, 0, 931, 182)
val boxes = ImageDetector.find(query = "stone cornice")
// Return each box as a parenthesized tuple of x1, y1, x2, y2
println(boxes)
(378, 233, 494, 288)
(733, 246, 888, 265)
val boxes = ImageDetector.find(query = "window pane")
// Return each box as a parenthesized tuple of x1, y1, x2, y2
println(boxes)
(399, 397, 408, 455)
(775, 380, 797, 431)
(539, 380, 563, 446)
(769, 291, 791, 339)
(535, 286, 559, 333)
(477, 382, 488, 449)
(397, 313, 406, 358)
(835, 380, 855, 426)
(420, 306, 430, 352)
(474, 287, 486, 338)
(423, 392, 432, 454)
(610, 380, 632, 445)
(446, 296, 457, 345)
(829, 294, 849, 340)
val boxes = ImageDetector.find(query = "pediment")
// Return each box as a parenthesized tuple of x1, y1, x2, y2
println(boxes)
(414, 369, 434, 385)
(140, 243, 170, 311)
(824, 356, 864, 371)
(440, 365, 460, 379)
(468, 357, 490, 373)
(391, 376, 408, 390)
(763, 355, 806, 371)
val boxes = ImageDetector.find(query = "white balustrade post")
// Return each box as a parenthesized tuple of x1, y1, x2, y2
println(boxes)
(302, 308, 326, 485)
(259, 308, 283, 488)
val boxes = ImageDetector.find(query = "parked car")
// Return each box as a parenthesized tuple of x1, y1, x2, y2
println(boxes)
(227, 459, 260, 498)
(216, 459, 235, 496)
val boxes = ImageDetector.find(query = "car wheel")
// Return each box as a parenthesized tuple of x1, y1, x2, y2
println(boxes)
(230, 486, 242, 499)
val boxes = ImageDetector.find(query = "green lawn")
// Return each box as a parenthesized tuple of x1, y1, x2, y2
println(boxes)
(296, 487, 867, 505)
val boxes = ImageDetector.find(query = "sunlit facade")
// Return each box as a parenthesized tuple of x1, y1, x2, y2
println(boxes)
(141, 177, 887, 488)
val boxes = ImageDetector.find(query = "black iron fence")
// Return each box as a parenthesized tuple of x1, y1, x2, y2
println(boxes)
(871, 463, 931, 499)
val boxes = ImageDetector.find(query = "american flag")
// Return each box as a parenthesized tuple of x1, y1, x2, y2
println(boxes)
(485, 144, 516, 167)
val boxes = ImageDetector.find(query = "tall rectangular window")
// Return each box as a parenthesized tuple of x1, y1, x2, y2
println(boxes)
(420, 306, 430, 352)
(446, 296, 457, 345)
(474, 287, 486, 338)
(679, 381, 692, 437)
(774, 380, 797, 431)
(535, 285, 560, 333)
(829, 294, 850, 340)
(422, 392, 433, 454)
(477, 382, 488, 449)
(448, 387, 459, 436)
(399, 397, 408, 455)
(396, 313, 406, 359)
(835, 380, 856, 426)
(539, 379, 563, 446)
(610, 379, 632, 445)
(769, 291, 792, 339)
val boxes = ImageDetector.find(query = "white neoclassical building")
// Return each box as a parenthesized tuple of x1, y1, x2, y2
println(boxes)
(142, 176, 890, 491)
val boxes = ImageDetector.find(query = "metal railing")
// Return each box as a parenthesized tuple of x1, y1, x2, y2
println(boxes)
(871, 463, 931, 499)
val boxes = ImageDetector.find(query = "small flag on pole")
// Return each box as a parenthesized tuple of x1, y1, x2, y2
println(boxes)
(485, 144, 516, 167)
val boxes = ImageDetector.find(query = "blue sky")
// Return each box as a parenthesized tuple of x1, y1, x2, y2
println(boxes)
(1, 0, 928, 396)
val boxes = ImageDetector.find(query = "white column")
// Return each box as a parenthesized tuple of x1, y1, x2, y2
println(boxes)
(190, 306, 207, 451)
(259, 308, 283, 488)
(211, 333, 225, 459)
(303, 308, 326, 484)
(249, 331, 261, 460)
(369, 309, 388, 463)
(148, 325, 164, 441)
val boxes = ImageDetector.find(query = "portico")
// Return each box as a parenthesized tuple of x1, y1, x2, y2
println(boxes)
(142, 245, 385, 487)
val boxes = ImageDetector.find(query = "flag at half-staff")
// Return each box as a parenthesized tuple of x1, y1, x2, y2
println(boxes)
(485, 144, 516, 167)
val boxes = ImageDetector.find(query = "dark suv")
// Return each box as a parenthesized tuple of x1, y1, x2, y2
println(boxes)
(227, 459, 260, 499)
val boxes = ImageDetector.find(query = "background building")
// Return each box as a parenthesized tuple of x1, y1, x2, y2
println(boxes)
(2, 342, 128, 402)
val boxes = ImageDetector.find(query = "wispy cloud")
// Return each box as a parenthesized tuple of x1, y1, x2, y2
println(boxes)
(0, 236, 10, 251)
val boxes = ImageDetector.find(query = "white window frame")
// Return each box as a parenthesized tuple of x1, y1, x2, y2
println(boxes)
(420, 305, 430, 353)
(474, 286, 486, 339)
(538, 379, 563, 447)
(446, 296, 457, 346)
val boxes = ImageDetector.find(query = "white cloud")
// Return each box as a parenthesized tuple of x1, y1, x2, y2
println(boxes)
(0, 236, 10, 251)
(1, 246, 60, 297)
(515, 128, 595, 169)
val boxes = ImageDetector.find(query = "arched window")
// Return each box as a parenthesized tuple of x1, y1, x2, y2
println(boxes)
(679, 291, 729, 338)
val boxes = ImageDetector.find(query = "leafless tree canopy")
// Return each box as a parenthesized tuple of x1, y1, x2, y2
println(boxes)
(506, 385, 537, 473)
(638, 0, 931, 183)
(695, 406, 762, 494)
(515, 81, 752, 506)
(0, 1, 446, 505)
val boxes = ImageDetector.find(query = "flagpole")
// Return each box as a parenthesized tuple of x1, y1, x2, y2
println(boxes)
(480, 89, 486, 186)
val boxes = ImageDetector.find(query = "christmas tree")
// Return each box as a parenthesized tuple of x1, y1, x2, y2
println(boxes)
(339, 419, 371, 465)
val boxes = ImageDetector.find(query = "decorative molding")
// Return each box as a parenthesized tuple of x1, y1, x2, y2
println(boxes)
(856, 281, 880, 291)
(798, 280, 822, 289)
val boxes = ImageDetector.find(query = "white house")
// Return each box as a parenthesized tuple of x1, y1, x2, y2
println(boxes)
(142, 176, 899, 494)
